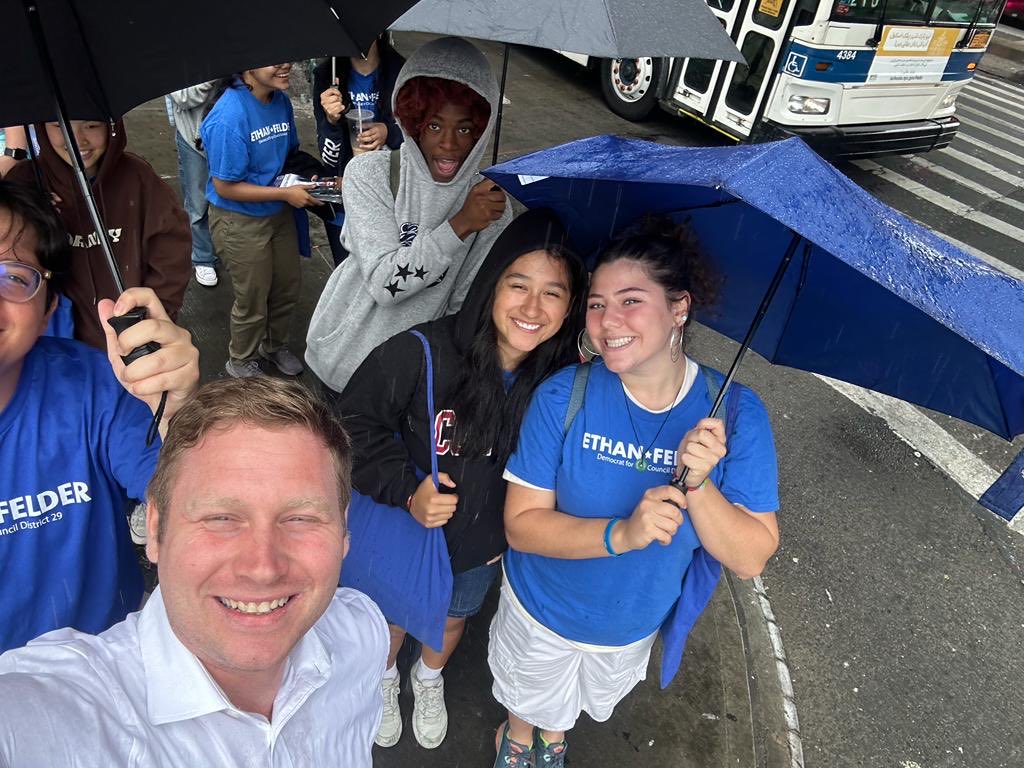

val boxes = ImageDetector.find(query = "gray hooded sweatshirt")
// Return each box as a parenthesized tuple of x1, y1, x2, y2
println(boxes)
(305, 37, 513, 392)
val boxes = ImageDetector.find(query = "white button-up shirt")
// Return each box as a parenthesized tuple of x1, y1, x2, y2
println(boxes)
(0, 587, 388, 767)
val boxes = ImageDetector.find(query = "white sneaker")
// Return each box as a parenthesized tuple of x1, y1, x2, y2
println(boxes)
(411, 664, 447, 749)
(128, 503, 147, 546)
(376, 674, 402, 748)
(194, 265, 218, 286)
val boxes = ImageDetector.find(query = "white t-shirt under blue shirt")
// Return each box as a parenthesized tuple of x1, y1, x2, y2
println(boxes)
(503, 360, 779, 647)
(201, 83, 299, 217)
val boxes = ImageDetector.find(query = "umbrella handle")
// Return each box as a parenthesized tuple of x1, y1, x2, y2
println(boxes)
(671, 232, 804, 491)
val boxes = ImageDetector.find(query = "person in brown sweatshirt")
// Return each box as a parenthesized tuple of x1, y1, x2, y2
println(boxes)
(6, 119, 190, 349)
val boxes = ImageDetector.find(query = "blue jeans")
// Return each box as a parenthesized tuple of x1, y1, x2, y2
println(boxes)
(175, 131, 217, 267)
(447, 561, 500, 619)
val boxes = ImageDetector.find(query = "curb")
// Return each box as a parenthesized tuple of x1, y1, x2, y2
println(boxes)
(728, 571, 803, 767)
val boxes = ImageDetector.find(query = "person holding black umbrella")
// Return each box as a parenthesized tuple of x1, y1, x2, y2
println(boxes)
(0, 180, 200, 655)
(489, 218, 781, 767)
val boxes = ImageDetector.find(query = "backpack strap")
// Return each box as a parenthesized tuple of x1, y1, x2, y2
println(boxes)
(408, 330, 439, 488)
(389, 148, 401, 201)
(699, 364, 741, 441)
(563, 363, 591, 437)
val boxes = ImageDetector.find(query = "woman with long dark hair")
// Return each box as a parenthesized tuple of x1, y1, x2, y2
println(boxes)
(337, 209, 586, 751)
(489, 217, 781, 767)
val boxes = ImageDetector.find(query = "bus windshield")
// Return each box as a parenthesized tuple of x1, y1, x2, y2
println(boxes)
(830, 0, 1002, 23)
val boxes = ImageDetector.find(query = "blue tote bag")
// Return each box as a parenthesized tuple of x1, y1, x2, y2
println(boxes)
(340, 330, 454, 651)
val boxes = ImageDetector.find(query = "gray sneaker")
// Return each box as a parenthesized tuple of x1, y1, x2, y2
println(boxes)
(376, 674, 402, 748)
(224, 358, 264, 378)
(128, 503, 147, 546)
(259, 345, 303, 376)
(411, 665, 447, 748)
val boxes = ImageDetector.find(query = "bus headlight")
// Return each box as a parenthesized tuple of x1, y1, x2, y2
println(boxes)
(941, 92, 958, 108)
(787, 95, 831, 114)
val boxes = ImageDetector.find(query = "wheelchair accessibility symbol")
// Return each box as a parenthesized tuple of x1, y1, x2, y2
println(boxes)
(784, 52, 808, 78)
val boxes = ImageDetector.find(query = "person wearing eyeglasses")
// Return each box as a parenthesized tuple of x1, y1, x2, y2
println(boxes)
(0, 180, 200, 654)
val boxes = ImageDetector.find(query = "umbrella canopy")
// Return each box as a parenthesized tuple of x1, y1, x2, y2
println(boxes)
(484, 135, 1024, 440)
(4, 0, 415, 125)
(391, 0, 743, 61)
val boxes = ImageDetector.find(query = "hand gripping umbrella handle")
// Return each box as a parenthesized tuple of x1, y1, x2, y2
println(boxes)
(106, 309, 166, 446)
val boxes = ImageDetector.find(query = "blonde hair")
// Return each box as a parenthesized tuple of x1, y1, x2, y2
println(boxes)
(148, 378, 351, 541)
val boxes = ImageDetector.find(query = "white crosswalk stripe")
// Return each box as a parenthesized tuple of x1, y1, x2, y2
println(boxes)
(956, 102, 1024, 136)
(975, 72, 1024, 96)
(957, 91, 1023, 124)
(963, 80, 1024, 109)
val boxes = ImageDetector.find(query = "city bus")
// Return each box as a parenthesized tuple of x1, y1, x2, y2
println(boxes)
(562, 0, 1007, 158)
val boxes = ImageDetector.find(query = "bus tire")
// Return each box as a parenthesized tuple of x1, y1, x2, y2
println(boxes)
(600, 57, 662, 121)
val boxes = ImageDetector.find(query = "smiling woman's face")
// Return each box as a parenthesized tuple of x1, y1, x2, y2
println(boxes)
(44, 120, 109, 175)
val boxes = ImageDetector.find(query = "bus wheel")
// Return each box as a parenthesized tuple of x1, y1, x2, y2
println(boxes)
(600, 57, 661, 121)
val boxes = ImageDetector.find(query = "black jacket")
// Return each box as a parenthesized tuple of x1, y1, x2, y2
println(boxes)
(339, 210, 578, 573)
(312, 46, 405, 178)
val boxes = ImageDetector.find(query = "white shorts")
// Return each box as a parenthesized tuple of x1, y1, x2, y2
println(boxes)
(487, 579, 657, 732)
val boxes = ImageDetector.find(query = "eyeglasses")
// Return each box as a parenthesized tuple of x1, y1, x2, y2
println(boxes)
(0, 260, 52, 303)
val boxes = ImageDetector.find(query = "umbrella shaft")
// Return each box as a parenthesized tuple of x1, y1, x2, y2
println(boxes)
(672, 232, 803, 490)
(491, 44, 511, 167)
(22, 0, 125, 295)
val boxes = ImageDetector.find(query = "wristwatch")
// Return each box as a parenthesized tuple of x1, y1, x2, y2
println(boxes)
(3, 147, 28, 161)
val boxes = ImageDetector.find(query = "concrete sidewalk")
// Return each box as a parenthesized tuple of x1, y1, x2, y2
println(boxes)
(369, 576, 793, 767)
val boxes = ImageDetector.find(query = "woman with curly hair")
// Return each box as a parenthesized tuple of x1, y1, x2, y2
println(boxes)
(306, 36, 512, 394)
(489, 218, 781, 767)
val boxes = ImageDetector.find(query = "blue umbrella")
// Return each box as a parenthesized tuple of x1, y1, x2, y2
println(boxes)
(484, 135, 1024, 443)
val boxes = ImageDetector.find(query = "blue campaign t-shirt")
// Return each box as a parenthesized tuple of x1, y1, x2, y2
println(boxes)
(503, 361, 779, 647)
(0, 337, 158, 652)
(347, 68, 380, 115)
(201, 83, 298, 217)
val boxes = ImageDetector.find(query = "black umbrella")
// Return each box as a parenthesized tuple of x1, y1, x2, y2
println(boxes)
(7, 0, 415, 293)
(6, 0, 415, 442)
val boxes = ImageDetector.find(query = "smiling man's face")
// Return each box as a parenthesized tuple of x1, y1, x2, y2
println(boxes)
(146, 422, 347, 686)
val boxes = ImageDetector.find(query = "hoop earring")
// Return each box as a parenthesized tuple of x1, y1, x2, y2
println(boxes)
(669, 326, 683, 363)
(578, 329, 599, 361)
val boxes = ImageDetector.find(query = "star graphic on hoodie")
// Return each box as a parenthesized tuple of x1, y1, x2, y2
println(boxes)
(384, 280, 405, 298)
(395, 263, 413, 281)
(414, 266, 429, 280)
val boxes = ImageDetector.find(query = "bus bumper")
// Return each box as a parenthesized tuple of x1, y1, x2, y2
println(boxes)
(767, 116, 960, 160)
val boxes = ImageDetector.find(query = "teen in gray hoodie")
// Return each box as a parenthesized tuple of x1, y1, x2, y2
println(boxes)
(305, 36, 512, 393)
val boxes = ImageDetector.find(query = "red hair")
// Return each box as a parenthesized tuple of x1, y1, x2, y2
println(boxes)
(394, 77, 490, 140)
